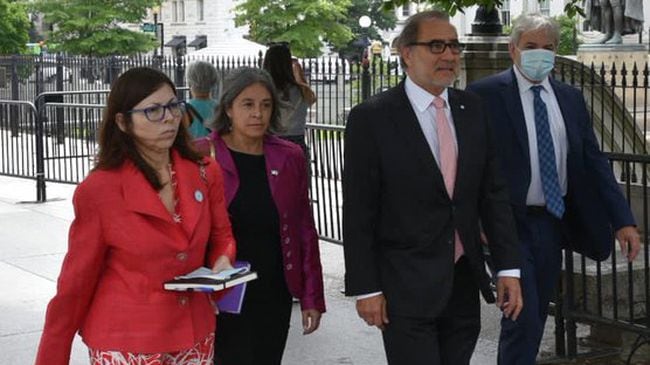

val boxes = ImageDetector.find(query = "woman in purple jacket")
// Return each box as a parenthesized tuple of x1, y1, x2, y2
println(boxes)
(195, 67, 325, 365)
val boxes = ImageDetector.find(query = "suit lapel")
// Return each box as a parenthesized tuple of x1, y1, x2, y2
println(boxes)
(122, 161, 173, 223)
(392, 83, 448, 197)
(172, 150, 205, 241)
(263, 136, 288, 202)
(550, 79, 580, 152)
(212, 134, 239, 204)
(500, 69, 530, 160)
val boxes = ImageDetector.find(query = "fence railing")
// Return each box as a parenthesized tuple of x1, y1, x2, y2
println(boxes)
(306, 123, 344, 244)
(0, 99, 38, 188)
(0, 54, 405, 125)
(556, 152, 650, 364)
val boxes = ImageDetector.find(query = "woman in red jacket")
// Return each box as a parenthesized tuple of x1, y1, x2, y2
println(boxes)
(35, 67, 236, 365)
(194, 67, 325, 365)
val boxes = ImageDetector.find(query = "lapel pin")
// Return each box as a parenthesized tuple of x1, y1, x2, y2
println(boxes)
(194, 190, 204, 202)
(460, 105, 465, 110)
(271, 169, 279, 176)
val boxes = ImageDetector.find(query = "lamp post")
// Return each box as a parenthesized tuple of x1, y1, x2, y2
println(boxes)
(358, 15, 371, 101)
(152, 6, 164, 57)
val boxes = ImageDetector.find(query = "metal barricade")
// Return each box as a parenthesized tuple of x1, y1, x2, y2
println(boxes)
(0, 99, 40, 197)
(306, 123, 344, 244)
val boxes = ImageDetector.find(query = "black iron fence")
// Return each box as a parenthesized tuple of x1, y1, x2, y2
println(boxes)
(0, 53, 403, 125)
(557, 152, 650, 364)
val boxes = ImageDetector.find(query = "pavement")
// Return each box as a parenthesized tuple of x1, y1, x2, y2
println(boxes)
(0, 174, 567, 365)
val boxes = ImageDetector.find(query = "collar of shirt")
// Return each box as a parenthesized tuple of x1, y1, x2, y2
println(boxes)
(404, 75, 449, 112)
(513, 64, 553, 97)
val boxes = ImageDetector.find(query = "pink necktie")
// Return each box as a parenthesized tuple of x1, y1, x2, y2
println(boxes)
(432, 97, 464, 262)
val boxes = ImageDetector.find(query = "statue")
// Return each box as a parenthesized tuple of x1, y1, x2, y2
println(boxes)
(585, 0, 644, 44)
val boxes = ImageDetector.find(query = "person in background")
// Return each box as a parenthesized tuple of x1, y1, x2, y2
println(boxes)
(291, 57, 316, 131)
(467, 13, 640, 365)
(263, 43, 317, 155)
(34, 67, 236, 365)
(194, 67, 325, 365)
(186, 60, 220, 138)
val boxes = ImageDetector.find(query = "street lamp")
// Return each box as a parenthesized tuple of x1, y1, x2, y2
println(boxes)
(356, 16, 372, 101)
(152, 6, 164, 57)
(358, 15, 371, 28)
(356, 16, 372, 63)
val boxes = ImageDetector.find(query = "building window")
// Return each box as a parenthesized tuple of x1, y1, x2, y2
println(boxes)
(172, 1, 177, 22)
(539, 0, 550, 16)
(500, 0, 511, 27)
(179, 1, 185, 22)
(402, 3, 410, 17)
(197, 0, 204, 21)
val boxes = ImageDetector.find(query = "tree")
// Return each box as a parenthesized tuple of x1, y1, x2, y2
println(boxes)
(334, 0, 397, 61)
(234, 0, 354, 58)
(555, 15, 581, 55)
(382, 0, 585, 18)
(34, 0, 161, 56)
(0, 0, 31, 54)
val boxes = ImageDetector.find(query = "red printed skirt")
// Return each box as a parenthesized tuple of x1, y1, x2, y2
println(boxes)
(88, 333, 214, 365)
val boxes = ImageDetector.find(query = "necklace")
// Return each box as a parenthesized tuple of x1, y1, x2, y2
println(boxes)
(168, 163, 182, 224)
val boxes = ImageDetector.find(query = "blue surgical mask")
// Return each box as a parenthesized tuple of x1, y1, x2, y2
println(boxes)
(518, 48, 555, 82)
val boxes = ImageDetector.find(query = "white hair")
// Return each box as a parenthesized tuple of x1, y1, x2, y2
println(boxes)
(510, 13, 560, 47)
(185, 61, 219, 94)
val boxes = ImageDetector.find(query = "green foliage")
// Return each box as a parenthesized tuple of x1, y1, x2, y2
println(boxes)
(34, 0, 161, 56)
(555, 15, 580, 55)
(234, 0, 354, 58)
(333, 0, 397, 60)
(382, 0, 585, 18)
(0, 0, 31, 54)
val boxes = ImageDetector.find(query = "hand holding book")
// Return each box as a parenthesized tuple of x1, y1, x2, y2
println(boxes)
(164, 263, 257, 292)
(176, 266, 249, 281)
(212, 254, 234, 274)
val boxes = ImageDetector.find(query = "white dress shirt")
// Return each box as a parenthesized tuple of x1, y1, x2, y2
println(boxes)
(404, 76, 458, 166)
(512, 66, 568, 205)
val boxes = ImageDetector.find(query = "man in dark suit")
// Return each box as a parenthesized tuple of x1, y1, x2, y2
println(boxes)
(467, 13, 641, 365)
(343, 11, 523, 365)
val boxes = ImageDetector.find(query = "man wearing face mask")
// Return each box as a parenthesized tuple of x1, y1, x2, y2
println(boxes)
(467, 13, 641, 365)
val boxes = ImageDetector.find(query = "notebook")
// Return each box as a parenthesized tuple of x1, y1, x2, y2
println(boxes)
(217, 261, 252, 314)
(164, 262, 257, 292)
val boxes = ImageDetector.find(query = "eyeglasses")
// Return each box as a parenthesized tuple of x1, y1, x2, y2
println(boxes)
(127, 101, 186, 123)
(407, 40, 465, 55)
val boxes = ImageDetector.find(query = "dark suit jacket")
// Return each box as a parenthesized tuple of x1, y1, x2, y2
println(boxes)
(467, 68, 635, 261)
(343, 81, 520, 319)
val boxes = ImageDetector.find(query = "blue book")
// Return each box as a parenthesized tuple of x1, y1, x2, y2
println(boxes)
(217, 261, 252, 314)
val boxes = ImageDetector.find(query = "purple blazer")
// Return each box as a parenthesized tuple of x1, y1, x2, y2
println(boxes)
(199, 132, 326, 313)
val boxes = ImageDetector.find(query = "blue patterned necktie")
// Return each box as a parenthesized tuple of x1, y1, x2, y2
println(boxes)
(531, 85, 565, 218)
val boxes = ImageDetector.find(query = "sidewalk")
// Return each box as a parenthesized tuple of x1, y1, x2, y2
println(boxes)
(0, 175, 560, 365)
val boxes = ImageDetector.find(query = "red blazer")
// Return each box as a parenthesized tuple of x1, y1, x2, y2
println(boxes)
(35, 149, 236, 365)
(197, 133, 325, 313)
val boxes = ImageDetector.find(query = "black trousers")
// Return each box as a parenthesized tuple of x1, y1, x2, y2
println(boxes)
(214, 296, 292, 365)
(381, 257, 481, 365)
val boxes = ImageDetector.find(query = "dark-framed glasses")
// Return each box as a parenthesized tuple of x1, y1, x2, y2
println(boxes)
(127, 100, 186, 123)
(408, 40, 465, 55)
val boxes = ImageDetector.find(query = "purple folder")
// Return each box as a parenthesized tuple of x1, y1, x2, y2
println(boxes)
(217, 261, 251, 314)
